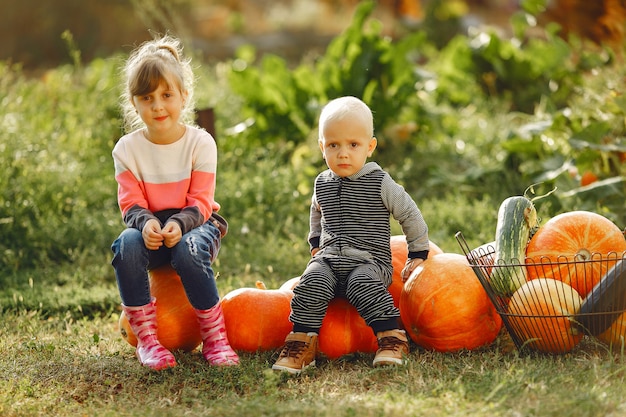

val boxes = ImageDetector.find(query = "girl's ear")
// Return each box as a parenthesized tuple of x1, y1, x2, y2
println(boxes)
(182, 89, 189, 106)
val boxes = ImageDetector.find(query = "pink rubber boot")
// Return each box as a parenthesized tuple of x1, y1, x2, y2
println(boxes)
(195, 304, 240, 366)
(122, 298, 177, 370)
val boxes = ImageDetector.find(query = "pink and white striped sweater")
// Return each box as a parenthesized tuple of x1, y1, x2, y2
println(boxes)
(112, 125, 220, 234)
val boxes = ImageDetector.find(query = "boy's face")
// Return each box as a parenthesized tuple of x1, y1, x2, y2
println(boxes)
(319, 116, 377, 178)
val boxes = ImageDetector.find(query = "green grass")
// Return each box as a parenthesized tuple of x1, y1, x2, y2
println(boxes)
(2, 311, 626, 417)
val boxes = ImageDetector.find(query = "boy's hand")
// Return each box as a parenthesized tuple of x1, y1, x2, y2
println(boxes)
(162, 221, 182, 248)
(401, 258, 424, 282)
(142, 219, 164, 250)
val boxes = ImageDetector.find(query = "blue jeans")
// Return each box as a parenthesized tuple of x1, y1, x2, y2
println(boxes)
(111, 221, 221, 310)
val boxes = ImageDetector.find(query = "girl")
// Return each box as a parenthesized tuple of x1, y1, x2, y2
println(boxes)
(111, 34, 238, 370)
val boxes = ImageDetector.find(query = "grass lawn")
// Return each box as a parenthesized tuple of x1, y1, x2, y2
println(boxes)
(2, 307, 626, 417)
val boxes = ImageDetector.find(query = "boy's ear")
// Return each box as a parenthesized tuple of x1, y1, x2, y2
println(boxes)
(368, 136, 377, 157)
(318, 140, 326, 158)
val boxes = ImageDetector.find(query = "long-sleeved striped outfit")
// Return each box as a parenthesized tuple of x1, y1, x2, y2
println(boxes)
(290, 162, 429, 333)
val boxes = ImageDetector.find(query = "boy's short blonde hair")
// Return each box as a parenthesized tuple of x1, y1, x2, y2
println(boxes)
(318, 96, 374, 142)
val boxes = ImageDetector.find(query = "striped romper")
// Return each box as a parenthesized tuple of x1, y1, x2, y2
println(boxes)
(290, 162, 429, 334)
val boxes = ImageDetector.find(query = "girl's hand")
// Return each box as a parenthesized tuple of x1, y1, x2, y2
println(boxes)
(143, 219, 164, 250)
(401, 258, 424, 283)
(162, 221, 182, 248)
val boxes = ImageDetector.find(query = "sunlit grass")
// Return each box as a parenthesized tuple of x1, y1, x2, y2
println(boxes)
(2, 311, 626, 417)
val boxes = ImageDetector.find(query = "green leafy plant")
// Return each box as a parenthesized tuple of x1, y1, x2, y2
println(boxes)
(226, 0, 428, 147)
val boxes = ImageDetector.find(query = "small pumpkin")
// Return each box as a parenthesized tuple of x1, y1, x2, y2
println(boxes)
(526, 211, 626, 296)
(279, 276, 301, 291)
(220, 281, 293, 352)
(471, 240, 495, 276)
(118, 265, 202, 352)
(597, 311, 626, 348)
(399, 253, 502, 352)
(507, 278, 583, 354)
(318, 297, 379, 359)
(388, 236, 444, 307)
(278, 276, 379, 359)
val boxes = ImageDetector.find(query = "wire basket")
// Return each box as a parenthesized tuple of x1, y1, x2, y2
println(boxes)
(456, 232, 626, 354)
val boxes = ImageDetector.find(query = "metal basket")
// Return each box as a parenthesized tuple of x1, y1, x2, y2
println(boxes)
(456, 232, 626, 353)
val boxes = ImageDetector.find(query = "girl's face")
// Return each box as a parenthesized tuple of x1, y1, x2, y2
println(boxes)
(319, 116, 376, 178)
(132, 80, 187, 144)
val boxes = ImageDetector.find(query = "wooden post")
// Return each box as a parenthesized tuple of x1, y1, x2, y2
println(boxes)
(195, 108, 216, 139)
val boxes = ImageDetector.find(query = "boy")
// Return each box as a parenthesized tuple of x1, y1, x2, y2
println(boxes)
(272, 96, 429, 374)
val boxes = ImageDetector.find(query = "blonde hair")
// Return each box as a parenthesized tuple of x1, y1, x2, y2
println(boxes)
(318, 96, 374, 142)
(120, 34, 196, 132)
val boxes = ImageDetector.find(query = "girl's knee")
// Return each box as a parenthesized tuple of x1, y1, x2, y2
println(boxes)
(172, 238, 219, 271)
(112, 228, 144, 255)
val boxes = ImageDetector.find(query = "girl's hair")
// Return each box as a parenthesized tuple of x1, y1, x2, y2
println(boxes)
(318, 96, 374, 141)
(120, 34, 196, 132)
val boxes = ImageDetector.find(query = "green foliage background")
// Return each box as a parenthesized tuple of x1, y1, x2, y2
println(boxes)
(2, 0, 626, 315)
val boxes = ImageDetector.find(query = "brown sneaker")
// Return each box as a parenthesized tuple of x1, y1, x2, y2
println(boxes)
(272, 332, 318, 374)
(373, 329, 409, 367)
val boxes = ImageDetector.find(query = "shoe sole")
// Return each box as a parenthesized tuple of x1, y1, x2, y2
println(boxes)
(373, 358, 406, 367)
(271, 360, 316, 374)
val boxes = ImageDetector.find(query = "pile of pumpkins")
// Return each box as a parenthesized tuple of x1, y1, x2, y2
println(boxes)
(119, 235, 506, 358)
(118, 210, 626, 357)
(492, 210, 626, 353)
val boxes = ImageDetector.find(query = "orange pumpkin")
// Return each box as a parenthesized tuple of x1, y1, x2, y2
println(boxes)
(507, 278, 583, 353)
(318, 297, 379, 359)
(399, 253, 502, 352)
(597, 311, 626, 348)
(220, 281, 293, 352)
(118, 265, 202, 352)
(388, 236, 444, 307)
(277, 276, 379, 359)
(526, 211, 626, 296)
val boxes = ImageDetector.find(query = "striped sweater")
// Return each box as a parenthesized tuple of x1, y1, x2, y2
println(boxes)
(112, 125, 219, 234)
(309, 162, 429, 267)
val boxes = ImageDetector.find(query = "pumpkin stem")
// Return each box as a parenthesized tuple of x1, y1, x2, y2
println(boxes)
(574, 248, 592, 262)
(255, 281, 267, 290)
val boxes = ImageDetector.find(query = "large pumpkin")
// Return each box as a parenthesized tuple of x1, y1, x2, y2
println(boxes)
(318, 297, 379, 359)
(388, 236, 444, 307)
(118, 265, 202, 352)
(399, 253, 502, 352)
(526, 211, 626, 296)
(507, 278, 583, 353)
(220, 281, 293, 352)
